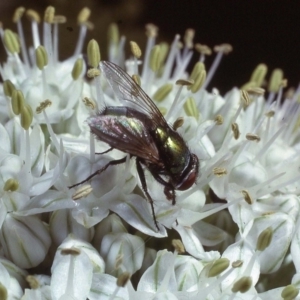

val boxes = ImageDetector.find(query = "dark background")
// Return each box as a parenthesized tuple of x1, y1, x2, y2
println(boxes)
(0, 0, 299, 94)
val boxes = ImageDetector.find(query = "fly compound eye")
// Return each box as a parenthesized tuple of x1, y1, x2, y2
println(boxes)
(176, 154, 199, 191)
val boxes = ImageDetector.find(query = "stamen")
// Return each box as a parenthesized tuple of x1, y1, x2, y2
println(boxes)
(73, 7, 91, 56)
(13, 7, 30, 69)
(43, 6, 55, 65)
(203, 43, 233, 89)
(26, 9, 41, 48)
(129, 41, 142, 73)
(141, 23, 158, 81)
(161, 35, 180, 82)
(53, 15, 67, 63)
(107, 23, 119, 62)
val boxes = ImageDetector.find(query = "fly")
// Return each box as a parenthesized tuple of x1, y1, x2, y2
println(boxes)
(69, 61, 199, 230)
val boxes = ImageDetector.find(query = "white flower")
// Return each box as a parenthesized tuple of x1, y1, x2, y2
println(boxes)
(0, 5, 299, 300)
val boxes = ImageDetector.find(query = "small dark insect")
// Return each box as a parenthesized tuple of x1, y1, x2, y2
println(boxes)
(70, 61, 199, 230)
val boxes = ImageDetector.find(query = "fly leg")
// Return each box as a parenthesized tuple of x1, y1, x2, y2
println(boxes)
(69, 156, 127, 189)
(95, 147, 114, 155)
(136, 158, 159, 231)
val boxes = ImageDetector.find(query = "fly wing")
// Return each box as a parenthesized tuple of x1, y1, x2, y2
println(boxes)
(88, 114, 161, 165)
(100, 61, 167, 128)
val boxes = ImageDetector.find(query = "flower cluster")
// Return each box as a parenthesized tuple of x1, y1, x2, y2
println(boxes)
(0, 5, 299, 300)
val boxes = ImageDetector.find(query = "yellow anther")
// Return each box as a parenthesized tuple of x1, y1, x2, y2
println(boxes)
(53, 15, 67, 24)
(87, 68, 100, 78)
(3, 178, 19, 192)
(26, 275, 40, 289)
(132, 74, 141, 86)
(20, 103, 33, 130)
(232, 277, 252, 293)
(61, 247, 81, 256)
(116, 272, 131, 287)
(3, 80, 16, 97)
(77, 7, 91, 24)
(184, 28, 195, 49)
(108, 23, 119, 45)
(241, 190, 252, 204)
(82, 97, 96, 110)
(149, 45, 161, 72)
(3, 29, 20, 54)
(72, 58, 84, 80)
(195, 43, 212, 55)
(173, 117, 184, 130)
(13, 7, 25, 23)
(153, 83, 173, 102)
(145, 23, 158, 38)
(130, 41, 142, 58)
(184, 96, 199, 120)
(26, 9, 41, 23)
(240, 90, 251, 107)
(36, 99, 52, 114)
(44, 6, 55, 23)
(246, 133, 260, 142)
(87, 39, 100, 68)
(171, 239, 185, 253)
(35, 45, 48, 70)
(214, 43, 233, 54)
(72, 185, 93, 200)
(249, 63, 268, 87)
(175, 79, 194, 86)
(213, 167, 227, 177)
(214, 114, 223, 125)
(231, 122, 240, 139)
(268, 68, 283, 93)
(245, 86, 265, 96)
(256, 227, 273, 251)
(11, 89, 25, 115)
(208, 258, 230, 277)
